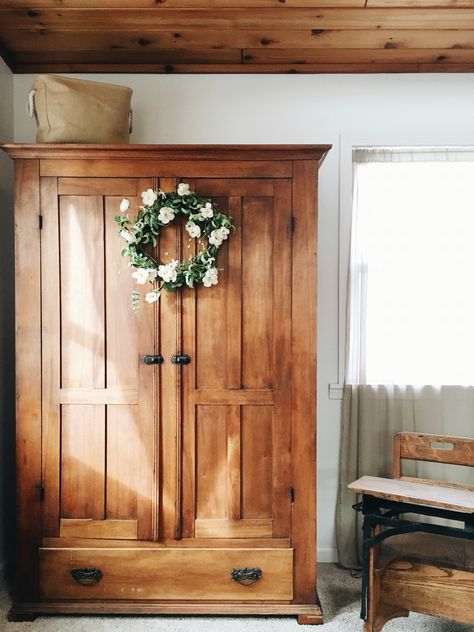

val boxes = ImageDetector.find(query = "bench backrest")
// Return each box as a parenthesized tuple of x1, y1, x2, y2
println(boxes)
(392, 432, 474, 479)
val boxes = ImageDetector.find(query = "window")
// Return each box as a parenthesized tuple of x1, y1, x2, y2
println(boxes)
(347, 147, 474, 386)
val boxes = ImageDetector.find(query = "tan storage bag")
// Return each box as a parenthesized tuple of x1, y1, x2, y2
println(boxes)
(28, 75, 133, 143)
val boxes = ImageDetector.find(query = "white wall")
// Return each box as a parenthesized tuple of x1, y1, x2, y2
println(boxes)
(0, 58, 14, 580)
(13, 72, 474, 562)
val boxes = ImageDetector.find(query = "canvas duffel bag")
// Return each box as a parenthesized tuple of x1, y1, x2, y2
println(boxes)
(28, 75, 133, 143)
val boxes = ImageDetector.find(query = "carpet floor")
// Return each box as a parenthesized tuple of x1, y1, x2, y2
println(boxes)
(1, 564, 472, 631)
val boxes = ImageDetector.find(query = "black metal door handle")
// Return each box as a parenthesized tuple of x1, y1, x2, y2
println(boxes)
(171, 354, 191, 365)
(144, 355, 164, 365)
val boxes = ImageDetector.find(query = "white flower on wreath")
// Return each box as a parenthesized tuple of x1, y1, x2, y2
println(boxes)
(203, 267, 218, 287)
(120, 229, 136, 243)
(185, 221, 201, 239)
(141, 188, 158, 206)
(145, 290, 160, 304)
(158, 259, 179, 283)
(199, 202, 214, 218)
(208, 226, 230, 247)
(177, 183, 190, 196)
(158, 206, 175, 224)
(119, 198, 130, 212)
(132, 268, 158, 285)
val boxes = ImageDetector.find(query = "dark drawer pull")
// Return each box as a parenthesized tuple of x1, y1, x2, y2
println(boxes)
(230, 567, 262, 585)
(71, 567, 103, 586)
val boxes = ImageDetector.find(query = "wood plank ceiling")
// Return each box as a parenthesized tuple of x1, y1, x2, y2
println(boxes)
(1, 1, 474, 74)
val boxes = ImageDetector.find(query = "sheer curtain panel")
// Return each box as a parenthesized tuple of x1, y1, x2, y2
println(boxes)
(337, 147, 474, 568)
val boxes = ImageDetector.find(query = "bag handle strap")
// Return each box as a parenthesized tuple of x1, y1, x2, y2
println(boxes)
(128, 110, 133, 134)
(27, 90, 36, 118)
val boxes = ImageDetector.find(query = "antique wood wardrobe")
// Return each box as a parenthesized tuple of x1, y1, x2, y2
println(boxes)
(4, 144, 330, 624)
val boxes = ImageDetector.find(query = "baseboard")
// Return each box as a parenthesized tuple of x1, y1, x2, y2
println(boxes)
(317, 547, 338, 563)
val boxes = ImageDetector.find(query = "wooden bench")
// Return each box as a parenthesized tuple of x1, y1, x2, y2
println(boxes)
(349, 432, 474, 632)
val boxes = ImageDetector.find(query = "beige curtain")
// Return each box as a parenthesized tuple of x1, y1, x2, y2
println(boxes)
(336, 147, 474, 568)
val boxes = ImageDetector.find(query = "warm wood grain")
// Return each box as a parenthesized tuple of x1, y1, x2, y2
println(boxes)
(157, 176, 180, 542)
(194, 389, 275, 405)
(1, 3, 473, 73)
(60, 405, 106, 519)
(227, 406, 242, 521)
(40, 160, 293, 178)
(60, 195, 105, 389)
(3, 8, 474, 30)
(195, 519, 274, 538)
(243, 47, 474, 63)
(298, 613, 324, 625)
(0, 0, 366, 6)
(40, 176, 61, 538)
(380, 561, 474, 625)
(397, 432, 474, 466)
(58, 388, 139, 404)
(59, 519, 138, 540)
(5, 28, 474, 51)
(241, 407, 273, 519)
(6, 144, 329, 622)
(43, 537, 291, 548)
(349, 475, 474, 512)
(271, 179, 293, 539)
(10, 602, 323, 617)
(39, 547, 294, 601)
(14, 159, 42, 601)
(366, 431, 474, 631)
(2, 145, 331, 161)
(7, 61, 434, 73)
(291, 160, 318, 605)
(58, 177, 139, 196)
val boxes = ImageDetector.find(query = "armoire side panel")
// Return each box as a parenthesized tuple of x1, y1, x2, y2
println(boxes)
(14, 159, 42, 601)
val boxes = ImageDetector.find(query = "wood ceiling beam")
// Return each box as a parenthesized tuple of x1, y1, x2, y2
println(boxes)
(242, 47, 474, 62)
(12, 62, 425, 73)
(2, 8, 474, 31)
(4, 29, 474, 51)
(12, 47, 474, 65)
(0, 1, 368, 6)
(3, 0, 474, 5)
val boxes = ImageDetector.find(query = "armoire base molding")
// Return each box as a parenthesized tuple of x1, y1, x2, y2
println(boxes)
(9, 601, 324, 624)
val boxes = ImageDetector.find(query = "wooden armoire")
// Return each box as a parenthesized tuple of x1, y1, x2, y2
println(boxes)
(4, 144, 330, 624)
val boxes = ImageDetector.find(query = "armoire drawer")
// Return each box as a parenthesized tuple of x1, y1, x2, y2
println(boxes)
(39, 547, 294, 601)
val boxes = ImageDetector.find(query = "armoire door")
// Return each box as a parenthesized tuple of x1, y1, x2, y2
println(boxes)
(40, 176, 159, 542)
(41, 173, 294, 547)
(159, 177, 294, 543)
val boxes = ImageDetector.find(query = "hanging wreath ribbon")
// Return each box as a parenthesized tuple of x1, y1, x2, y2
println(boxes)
(115, 183, 234, 306)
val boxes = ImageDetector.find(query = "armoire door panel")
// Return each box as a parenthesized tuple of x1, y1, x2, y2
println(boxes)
(196, 405, 228, 519)
(241, 406, 273, 519)
(60, 404, 105, 520)
(181, 178, 293, 540)
(59, 196, 106, 390)
(41, 178, 157, 541)
(241, 196, 274, 390)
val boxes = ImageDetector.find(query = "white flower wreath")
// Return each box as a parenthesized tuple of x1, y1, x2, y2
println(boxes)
(115, 183, 234, 306)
